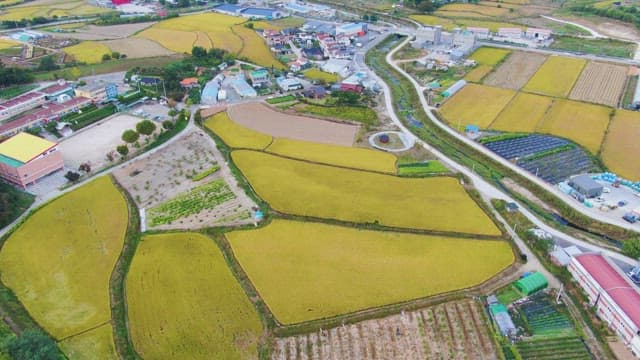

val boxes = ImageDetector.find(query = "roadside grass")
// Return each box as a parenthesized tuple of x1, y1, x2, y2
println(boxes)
(204, 112, 272, 150)
(0, 176, 127, 339)
(266, 137, 397, 173)
(549, 35, 637, 59)
(0, 182, 34, 229)
(127, 233, 262, 359)
(0, 84, 37, 99)
(231, 150, 502, 236)
(464, 65, 493, 82)
(227, 219, 514, 324)
(397, 160, 449, 176)
(296, 104, 378, 126)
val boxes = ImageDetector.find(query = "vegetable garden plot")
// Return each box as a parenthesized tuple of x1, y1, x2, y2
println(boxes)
(569, 62, 628, 107)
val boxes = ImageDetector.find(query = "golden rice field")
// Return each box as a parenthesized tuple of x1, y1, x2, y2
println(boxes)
(458, 20, 524, 32)
(227, 219, 514, 324)
(469, 47, 511, 66)
(127, 233, 262, 360)
(232, 150, 501, 236)
(59, 324, 117, 360)
(523, 56, 587, 97)
(204, 112, 272, 150)
(265, 138, 397, 173)
(232, 24, 285, 69)
(0, 38, 19, 50)
(602, 110, 640, 180)
(490, 93, 554, 132)
(409, 15, 456, 30)
(193, 31, 212, 49)
(464, 65, 493, 82)
(303, 68, 339, 83)
(63, 41, 111, 64)
(437, 3, 510, 16)
(137, 13, 283, 68)
(440, 84, 516, 130)
(0, 176, 127, 339)
(409, 15, 524, 32)
(0, 0, 111, 20)
(537, 99, 611, 154)
(135, 28, 197, 53)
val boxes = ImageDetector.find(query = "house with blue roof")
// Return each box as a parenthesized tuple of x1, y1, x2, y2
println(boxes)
(240, 7, 285, 20)
(213, 4, 244, 16)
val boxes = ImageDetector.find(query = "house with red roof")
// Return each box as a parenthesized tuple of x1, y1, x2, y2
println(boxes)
(180, 78, 199, 89)
(568, 253, 640, 355)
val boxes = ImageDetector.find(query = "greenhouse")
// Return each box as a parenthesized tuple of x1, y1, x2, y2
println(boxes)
(514, 272, 548, 295)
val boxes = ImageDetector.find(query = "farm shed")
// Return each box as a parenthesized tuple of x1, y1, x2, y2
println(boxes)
(514, 272, 548, 295)
(0, 133, 64, 189)
(633, 76, 640, 108)
(201, 81, 219, 105)
(442, 80, 467, 98)
(489, 304, 516, 336)
(569, 175, 603, 198)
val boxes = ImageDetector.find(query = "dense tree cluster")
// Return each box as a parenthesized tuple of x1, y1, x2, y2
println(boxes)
(405, 0, 437, 13)
(570, 4, 640, 28)
(0, 63, 34, 87)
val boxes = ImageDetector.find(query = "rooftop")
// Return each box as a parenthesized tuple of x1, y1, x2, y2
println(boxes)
(570, 175, 603, 191)
(0, 91, 45, 108)
(575, 253, 640, 329)
(241, 7, 277, 17)
(40, 81, 72, 95)
(0, 132, 56, 164)
(214, 4, 243, 12)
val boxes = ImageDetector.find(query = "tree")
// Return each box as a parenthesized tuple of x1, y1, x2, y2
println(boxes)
(330, 90, 360, 106)
(362, 14, 370, 21)
(168, 109, 178, 119)
(162, 120, 174, 129)
(64, 171, 80, 182)
(106, 151, 116, 162)
(245, 22, 254, 29)
(111, 51, 121, 59)
(116, 145, 129, 156)
(624, 238, 640, 259)
(178, 0, 190, 7)
(78, 162, 91, 173)
(191, 46, 207, 58)
(6, 330, 62, 360)
(102, 53, 112, 62)
(38, 56, 58, 71)
(136, 120, 157, 135)
(121, 129, 140, 143)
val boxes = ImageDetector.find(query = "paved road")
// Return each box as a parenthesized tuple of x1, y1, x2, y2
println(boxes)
(362, 36, 637, 271)
(384, 33, 640, 232)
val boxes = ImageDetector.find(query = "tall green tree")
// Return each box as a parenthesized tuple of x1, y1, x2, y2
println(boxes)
(6, 330, 63, 360)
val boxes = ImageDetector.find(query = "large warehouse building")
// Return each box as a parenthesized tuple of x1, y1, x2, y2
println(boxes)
(568, 253, 640, 356)
(0, 133, 64, 189)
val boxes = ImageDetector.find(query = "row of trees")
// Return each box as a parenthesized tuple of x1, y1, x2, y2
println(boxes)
(0, 63, 33, 87)
(570, 4, 640, 28)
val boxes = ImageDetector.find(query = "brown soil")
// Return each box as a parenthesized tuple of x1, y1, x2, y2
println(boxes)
(271, 299, 498, 360)
(113, 128, 256, 230)
(502, 177, 554, 213)
(227, 102, 359, 146)
(484, 52, 547, 90)
(51, 23, 156, 41)
(562, 15, 640, 42)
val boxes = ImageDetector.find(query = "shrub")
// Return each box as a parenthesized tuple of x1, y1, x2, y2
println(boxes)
(116, 145, 129, 156)
(64, 171, 80, 182)
(122, 129, 139, 143)
(136, 120, 157, 135)
(162, 120, 174, 130)
(6, 330, 63, 360)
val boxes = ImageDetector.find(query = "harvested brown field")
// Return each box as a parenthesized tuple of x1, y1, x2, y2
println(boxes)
(98, 38, 174, 58)
(271, 299, 497, 360)
(569, 62, 628, 107)
(51, 22, 155, 40)
(227, 102, 359, 146)
(484, 51, 547, 90)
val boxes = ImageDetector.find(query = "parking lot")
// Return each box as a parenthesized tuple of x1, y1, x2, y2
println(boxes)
(129, 102, 170, 122)
(559, 178, 640, 226)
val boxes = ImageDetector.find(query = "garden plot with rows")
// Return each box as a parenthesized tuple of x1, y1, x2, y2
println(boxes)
(271, 298, 499, 360)
(113, 128, 255, 230)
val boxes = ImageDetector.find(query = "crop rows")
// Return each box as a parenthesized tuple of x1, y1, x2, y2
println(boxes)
(517, 147, 599, 184)
(516, 336, 591, 360)
(271, 300, 498, 360)
(569, 62, 627, 107)
(148, 178, 236, 226)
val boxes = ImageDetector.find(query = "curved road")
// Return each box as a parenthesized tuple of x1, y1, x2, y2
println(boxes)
(362, 35, 636, 268)
(384, 33, 640, 232)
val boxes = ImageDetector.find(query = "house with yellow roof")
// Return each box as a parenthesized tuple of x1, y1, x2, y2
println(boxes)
(0, 133, 63, 189)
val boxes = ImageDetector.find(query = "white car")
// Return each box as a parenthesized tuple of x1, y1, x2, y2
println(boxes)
(603, 187, 610, 193)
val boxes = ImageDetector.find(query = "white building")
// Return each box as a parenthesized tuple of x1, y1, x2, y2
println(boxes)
(525, 28, 552, 41)
(466, 27, 490, 39)
(498, 27, 523, 39)
(568, 253, 640, 356)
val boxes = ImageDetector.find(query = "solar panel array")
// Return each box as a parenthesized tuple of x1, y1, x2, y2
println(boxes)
(484, 135, 569, 160)
(482, 134, 600, 184)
